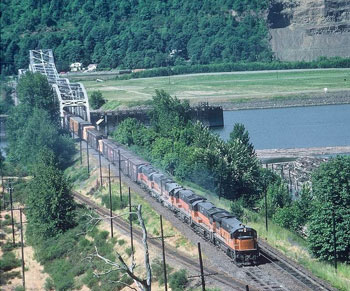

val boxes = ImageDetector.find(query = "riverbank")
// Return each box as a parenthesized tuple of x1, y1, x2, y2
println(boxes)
(218, 90, 350, 111)
(256, 146, 350, 160)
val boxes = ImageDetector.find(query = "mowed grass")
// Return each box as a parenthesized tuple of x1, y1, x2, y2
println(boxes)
(80, 69, 350, 109)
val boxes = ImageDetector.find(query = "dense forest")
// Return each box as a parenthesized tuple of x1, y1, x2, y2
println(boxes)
(1, 0, 271, 74)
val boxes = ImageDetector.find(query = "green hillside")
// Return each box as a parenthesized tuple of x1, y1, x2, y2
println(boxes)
(1, 0, 271, 74)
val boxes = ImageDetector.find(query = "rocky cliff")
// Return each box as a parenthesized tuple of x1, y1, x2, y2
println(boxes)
(268, 0, 350, 61)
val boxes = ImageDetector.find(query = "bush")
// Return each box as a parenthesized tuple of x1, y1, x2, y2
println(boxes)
(125, 247, 132, 257)
(230, 199, 244, 220)
(46, 259, 75, 290)
(44, 277, 55, 291)
(151, 258, 173, 286)
(1, 241, 21, 252)
(89, 91, 106, 109)
(0, 252, 21, 271)
(101, 194, 128, 211)
(273, 204, 304, 233)
(169, 269, 188, 291)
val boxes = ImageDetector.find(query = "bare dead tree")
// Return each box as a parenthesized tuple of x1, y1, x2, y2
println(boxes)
(86, 205, 152, 291)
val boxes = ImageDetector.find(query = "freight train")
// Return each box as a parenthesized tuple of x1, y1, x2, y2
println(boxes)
(66, 114, 259, 264)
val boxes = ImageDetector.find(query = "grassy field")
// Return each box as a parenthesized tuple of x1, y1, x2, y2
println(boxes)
(79, 69, 350, 109)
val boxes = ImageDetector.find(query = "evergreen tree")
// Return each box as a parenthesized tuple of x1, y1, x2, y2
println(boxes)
(26, 149, 76, 242)
(229, 123, 254, 154)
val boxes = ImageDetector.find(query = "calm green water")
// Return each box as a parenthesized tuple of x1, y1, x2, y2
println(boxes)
(213, 104, 350, 150)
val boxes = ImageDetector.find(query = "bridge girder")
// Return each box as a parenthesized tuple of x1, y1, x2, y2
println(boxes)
(27, 49, 90, 122)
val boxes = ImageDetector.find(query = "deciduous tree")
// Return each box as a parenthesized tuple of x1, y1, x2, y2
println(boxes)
(26, 149, 76, 242)
(308, 156, 350, 263)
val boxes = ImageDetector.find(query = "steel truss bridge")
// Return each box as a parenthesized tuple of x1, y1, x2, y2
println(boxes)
(20, 49, 90, 122)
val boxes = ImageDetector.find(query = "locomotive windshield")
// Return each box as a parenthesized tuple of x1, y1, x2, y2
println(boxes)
(232, 230, 256, 239)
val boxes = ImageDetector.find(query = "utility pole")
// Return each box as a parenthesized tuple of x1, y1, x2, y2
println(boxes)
(128, 187, 134, 254)
(198, 242, 206, 291)
(20, 208, 25, 289)
(99, 151, 103, 187)
(108, 164, 113, 238)
(160, 215, 168, 291)
(86, 142, 90, 174)
(79, 138, 82, 164)
(118, 150, 122, 201)
(8, 180, 15, 245)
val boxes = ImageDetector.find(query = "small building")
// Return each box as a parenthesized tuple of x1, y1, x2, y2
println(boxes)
(86, 64, 97, 72)
(70, 62, 82, 72)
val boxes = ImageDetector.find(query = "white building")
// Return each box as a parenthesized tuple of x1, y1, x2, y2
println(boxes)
(70, 62, 82, 72)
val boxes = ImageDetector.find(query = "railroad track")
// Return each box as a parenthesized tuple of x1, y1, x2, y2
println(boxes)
(243, 265, 288, 291)
(73, 191, 252, 290)
(77, 141, 336, 291)
(258, 240, 336, 291)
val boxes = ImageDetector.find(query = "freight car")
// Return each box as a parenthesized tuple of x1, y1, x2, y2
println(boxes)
(67, 115, 259, 264)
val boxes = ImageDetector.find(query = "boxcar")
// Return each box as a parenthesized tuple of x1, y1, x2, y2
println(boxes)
(86, 128, 105, 151)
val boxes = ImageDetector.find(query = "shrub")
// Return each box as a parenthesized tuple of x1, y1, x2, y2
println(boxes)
(89, 91, 106, 109)
(0, 252, 21, 271)
(125, 247, 132, 257)
(230, 199, 244, 220)
(101, 194, 128, 211)
(151, 258, 173, 286)
(1, 241, 21, 252)
(46, 259, 75, 290)
(44, 277, 55, 291)
(169, 269, 188, 291)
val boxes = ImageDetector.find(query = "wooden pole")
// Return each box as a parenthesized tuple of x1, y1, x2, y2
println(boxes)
(99, 151, 103, 187)
(79, 138, 82, 165)
(86, 142, 90, 174)
(198, 242, 206, 291)
(160, 215, 168, 291)
(9, 180, 15, 245)
(108, 164, 114, 238)
(128, 187, 134, 254)
(20, 208, 25, 288)
(118, 150, 122, 201)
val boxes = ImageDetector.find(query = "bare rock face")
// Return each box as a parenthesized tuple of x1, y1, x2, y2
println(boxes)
(268, 0, 350, 61)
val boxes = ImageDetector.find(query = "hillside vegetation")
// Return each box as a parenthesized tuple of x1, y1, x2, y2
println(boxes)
(1, 0, 271, 74)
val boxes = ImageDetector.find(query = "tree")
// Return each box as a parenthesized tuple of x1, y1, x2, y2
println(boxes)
(150, 90, 190, 136)
(16, 72, 58, 123)
(308, 156, 350, 263)
(261, 178, 291, 218)
(229, 123, 254, 154)
(0, 83, 14, 114)
(26, 149, 76, 242)
(6, 106, 75, 172)
(89, 90, 106, 109)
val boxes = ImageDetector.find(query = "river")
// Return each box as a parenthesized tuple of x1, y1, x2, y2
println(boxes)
(213, 104, 350, 150)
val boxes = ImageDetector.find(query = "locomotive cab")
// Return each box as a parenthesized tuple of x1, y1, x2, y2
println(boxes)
(232, 227, 259, 264)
